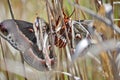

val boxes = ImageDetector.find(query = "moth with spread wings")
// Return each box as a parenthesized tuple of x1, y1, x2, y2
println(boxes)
(0, 19, 55, 71)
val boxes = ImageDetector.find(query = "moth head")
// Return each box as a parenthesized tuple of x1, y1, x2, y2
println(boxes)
(0, 20, 17, 37)
(0, 22, 9, 37)
(0, 20, 21, 50)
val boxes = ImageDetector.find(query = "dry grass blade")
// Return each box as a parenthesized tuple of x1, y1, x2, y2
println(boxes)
(0, 38, 9, 80)
(7, 0, 14, 19)
(68, 0, 120, 33)
(87, 40, 118, 55)
(0, 58, 51, 80)
(1, 0, 120, 80)
(113, 1, 120, 4)
(72, 38, 90, 61)
(0, 38, 28, 80)
(0, 72, 7, 80)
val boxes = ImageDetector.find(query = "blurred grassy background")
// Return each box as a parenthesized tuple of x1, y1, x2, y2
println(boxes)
(0, 0, 120, 80)
(0, 0, 47, 22)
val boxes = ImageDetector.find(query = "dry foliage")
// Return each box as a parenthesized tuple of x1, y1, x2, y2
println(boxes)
(0, 0, 120, 80)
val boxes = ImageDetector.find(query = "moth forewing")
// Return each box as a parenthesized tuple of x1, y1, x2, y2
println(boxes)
(23, 47, 49, 71)
(0, 19, 54, 71)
